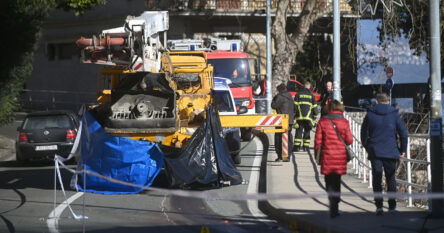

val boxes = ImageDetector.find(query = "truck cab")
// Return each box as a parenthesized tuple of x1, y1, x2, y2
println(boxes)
(206, 51, 255, 114)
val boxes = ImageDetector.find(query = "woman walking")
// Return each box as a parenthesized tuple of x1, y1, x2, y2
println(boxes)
(314, 100, 353, 218)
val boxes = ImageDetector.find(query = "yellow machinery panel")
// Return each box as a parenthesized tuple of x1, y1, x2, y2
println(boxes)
(219, 114, 289, 133)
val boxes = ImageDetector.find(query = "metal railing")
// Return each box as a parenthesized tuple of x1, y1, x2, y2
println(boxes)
(345, 112, 431, 208)
(19, 89, 97, 112)
(146, 0, 355, 14)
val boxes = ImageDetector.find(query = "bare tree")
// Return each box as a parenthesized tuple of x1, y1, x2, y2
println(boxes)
(271, 0, 332, 93)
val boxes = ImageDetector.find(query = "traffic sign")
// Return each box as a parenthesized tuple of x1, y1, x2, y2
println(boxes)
(386, 78, 394, 89)
(385, 66, 394, 79)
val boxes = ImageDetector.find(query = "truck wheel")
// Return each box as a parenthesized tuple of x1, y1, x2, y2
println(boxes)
(241, 128, 253, 141)
(232, 153, 241, 165)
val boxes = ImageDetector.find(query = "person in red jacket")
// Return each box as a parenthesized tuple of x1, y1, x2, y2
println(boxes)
(314, 100, 353, 218)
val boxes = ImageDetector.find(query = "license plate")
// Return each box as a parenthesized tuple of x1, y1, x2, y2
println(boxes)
(35, 145, 58, 151)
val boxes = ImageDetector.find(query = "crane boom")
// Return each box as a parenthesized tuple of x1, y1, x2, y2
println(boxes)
(76, 11, 168, 72)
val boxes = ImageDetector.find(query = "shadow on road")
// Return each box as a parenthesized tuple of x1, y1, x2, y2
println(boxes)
(0, 162, 72, 190)
(0, 163, 171, 191)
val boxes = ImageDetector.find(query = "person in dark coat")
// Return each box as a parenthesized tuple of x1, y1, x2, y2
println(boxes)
(320, 81, 333, 116)
(361, 93, 408, 216)
(271, 83, 295, 162)
(315, 100, 353, 218)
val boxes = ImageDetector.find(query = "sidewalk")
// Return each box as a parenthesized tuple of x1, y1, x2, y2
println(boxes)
(259, 136, 444, 233)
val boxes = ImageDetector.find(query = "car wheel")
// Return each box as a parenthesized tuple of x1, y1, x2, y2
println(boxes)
(241, 128, 253, 141)
(16, 151, 28, 165)
(232, 153, 241, 165)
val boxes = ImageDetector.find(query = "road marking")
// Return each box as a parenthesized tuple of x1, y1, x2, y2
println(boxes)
(47, 192, 84, 233)
(160, 194, 176, 225)
(246, 137, 268, 219)
(7, 178, 20, 184)
(247, 136, 293, 233)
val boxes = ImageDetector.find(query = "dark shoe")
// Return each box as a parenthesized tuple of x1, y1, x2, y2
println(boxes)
(376, 208, 383, 216)
(274, 158, 282, 162)
(282, 158, 290, 162)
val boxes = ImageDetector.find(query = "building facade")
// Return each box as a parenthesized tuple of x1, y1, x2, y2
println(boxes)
(23, 0, 356, 111)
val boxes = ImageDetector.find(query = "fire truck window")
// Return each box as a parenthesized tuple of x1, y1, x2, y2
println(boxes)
(208, 58, 251, 85)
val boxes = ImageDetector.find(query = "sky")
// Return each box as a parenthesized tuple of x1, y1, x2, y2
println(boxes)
(356, 19, 431, 85)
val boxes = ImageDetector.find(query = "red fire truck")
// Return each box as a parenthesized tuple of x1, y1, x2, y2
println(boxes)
(206, 51, 255, 114)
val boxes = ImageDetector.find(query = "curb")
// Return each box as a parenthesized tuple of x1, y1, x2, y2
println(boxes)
(257, 133, 343, 233)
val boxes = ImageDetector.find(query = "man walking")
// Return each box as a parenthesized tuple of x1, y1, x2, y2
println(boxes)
(271, 83, 294, 162)
(293, 81, 318, 152)
(361, 93, 408, 215)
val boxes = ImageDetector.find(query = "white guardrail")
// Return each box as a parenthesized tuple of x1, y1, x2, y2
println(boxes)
(344, 112, 431, 208)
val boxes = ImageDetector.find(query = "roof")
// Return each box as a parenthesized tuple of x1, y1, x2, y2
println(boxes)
(206, 51, 248, 59)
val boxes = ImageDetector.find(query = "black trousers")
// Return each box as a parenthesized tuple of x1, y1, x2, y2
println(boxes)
(325, 174, 342, 209)
(370, 158, 398, 209)
(294, 120, 312, 148)
(274, 125, 293, 159)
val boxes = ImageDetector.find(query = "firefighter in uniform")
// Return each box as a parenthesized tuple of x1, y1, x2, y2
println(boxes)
(293, 81, 318, 152)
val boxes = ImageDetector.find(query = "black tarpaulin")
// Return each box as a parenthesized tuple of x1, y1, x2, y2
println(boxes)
(162, 106, 242, 189)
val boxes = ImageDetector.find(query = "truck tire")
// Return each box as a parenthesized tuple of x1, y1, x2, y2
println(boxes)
(232, 153, 241, 164)
(241, 128, 253, 141)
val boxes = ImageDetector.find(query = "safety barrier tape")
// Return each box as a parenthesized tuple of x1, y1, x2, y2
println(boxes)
(52, 106, 87, 227)
(54, 161, 87, 220)
(51, 107, 444, 224)
(55, 157, 444, 201)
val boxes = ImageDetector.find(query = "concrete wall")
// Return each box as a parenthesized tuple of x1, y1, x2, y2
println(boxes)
(24, 0, 147, 111)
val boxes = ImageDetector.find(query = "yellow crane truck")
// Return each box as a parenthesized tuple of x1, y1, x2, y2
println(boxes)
(76, 11, 288, 161)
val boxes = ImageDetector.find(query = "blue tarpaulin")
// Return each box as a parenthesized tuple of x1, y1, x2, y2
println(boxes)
(75, 111, 164, 194)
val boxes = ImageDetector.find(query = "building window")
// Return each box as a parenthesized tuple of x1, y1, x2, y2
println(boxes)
(47, 44, 56, 61)
(46, 43, 79, 61)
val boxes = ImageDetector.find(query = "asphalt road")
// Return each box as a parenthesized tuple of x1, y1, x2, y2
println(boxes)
(0, 133, 289, 233)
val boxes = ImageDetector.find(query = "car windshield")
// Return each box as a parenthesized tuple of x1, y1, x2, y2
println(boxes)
(208, 58, 251, 85)
(213, 90, 235, 113)
(22, 115, 73, 130)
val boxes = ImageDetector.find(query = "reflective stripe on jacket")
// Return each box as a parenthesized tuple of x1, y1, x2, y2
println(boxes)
(294, 89, 318, 124)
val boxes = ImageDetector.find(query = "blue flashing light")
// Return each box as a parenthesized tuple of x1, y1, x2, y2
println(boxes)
(190, 45, 195, 51)
(231, 43, 237, 51)
(214, 79, 227, 88)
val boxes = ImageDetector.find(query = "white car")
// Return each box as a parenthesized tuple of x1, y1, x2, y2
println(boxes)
(213, 77, 243, 164)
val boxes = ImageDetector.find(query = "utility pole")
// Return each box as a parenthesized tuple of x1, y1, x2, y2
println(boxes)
(333, 0, 341, 101)
(429, 0, 443, 217)
(266, 0, 272, 114)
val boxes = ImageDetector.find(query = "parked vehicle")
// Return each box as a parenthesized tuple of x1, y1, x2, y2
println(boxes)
(213, 77, 245, 164)
(287, 79, 321, 102)
(167, 39, 257, 141)
(15, 110, 79, 163)
(75, 11, 289, 165)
